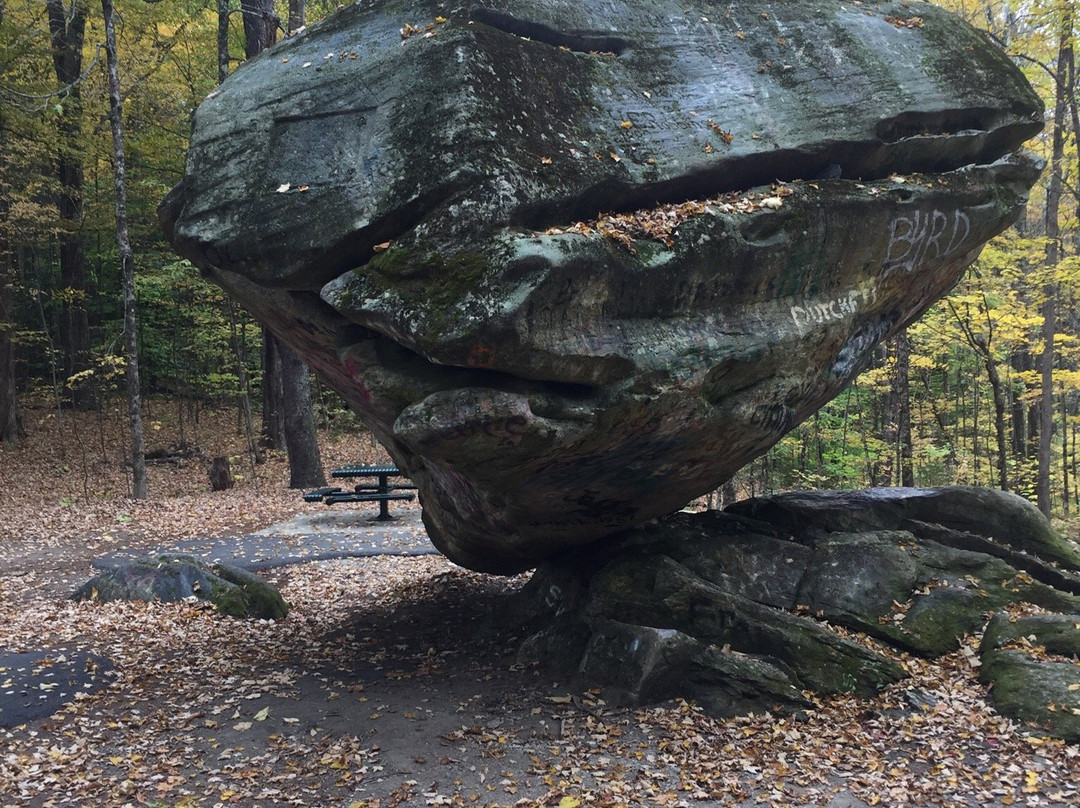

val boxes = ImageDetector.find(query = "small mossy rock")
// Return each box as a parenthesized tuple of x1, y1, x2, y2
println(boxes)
(72, 555, 288, 620)
(212, 562, 290, 620)
(979, 613, 1080, 742)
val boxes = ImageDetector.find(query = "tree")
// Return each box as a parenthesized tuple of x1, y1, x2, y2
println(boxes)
(280, 340, 324, 487)
(287, 0, 303, 34)
(0, 232, 22, 444)
(240, 0, 276, 58)
(1038, 9, 1071, 517)
(101, 0, 146, 497)
(0, 1, 26, 443)
(232, 0, 324, 487)
(894, 330, 915, 487)
(261, 332, 284, 450)
(45, 0, 95, 410)
(948, 294, 1010, 491)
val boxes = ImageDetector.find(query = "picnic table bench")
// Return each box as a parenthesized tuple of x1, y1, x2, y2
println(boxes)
(304, 464, 417, 520)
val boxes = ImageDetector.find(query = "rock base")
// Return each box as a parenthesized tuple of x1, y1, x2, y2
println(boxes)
(516, 488, 1080, 738)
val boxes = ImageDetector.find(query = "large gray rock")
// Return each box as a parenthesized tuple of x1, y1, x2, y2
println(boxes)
(517, 488, 1080, 724)
(161, 0, 1042, 572)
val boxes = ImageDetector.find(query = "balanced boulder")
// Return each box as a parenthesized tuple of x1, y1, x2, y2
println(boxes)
(161, 0, 1043, 572)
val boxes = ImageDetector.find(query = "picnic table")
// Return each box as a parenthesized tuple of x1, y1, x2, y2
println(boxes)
(304, 464, 417, 520)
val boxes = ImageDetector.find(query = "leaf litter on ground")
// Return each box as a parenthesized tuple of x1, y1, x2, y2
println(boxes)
(1, 401, 1079, 806)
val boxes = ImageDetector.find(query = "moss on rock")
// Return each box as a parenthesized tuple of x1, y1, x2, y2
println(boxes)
(72, 555, 288, 620)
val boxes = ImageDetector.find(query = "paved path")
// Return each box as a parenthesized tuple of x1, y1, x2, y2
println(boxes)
(91, 507, 437, 571)
(3, 506, 437, 729)
(1, 648, 115, 729)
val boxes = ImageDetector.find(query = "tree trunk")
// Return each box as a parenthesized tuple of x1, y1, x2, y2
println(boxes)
(895, 330, 914, 487)
(0, 55, 24, 444)
(45, 0, 95, 411)
(1010, 351, 1031, 458)
(972, 373, 982, 482)
(217, 0, 230, 84)
(1038, 16, 1070, 517)
(280, 341, 325, 488)
(238, 0, 324, 486)
(261, 329, 285, 450)
(950, 297, 1009, 492)
(209, 456, 234, 491)
(241, 0, 277, 58)
(983, 342, 1009, 492)
(288, 0, 304, 33)
(1063, 387, 1071, 516)
(240, 4, 285, 455)
(101, 0, 146, 498)
(225, 300, 262, 478)
(1074, 419, 1079, 512)
(0, 259, 23, 444)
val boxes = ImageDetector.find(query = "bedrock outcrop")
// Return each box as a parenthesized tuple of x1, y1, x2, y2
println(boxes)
(161, 0, 1043, 573)
(515, 488, 1080, 738)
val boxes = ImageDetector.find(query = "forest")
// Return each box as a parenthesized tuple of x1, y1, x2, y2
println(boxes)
(1, 0, 1079, 519)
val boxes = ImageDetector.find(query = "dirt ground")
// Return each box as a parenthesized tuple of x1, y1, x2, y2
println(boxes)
(3, 403, 1080, 807)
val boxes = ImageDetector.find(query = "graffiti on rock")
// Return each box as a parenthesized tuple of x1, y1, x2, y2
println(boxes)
(884, 209, 971, 275)
(790, 284, 879, 334)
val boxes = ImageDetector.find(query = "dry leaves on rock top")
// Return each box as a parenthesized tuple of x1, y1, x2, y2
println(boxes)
(543, 184, 793, 252)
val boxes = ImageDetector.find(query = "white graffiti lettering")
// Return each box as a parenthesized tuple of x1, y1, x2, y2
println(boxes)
(544, 584, 563, 610)
(790, 285, 878, 332)
(884, 209, 971, 274)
